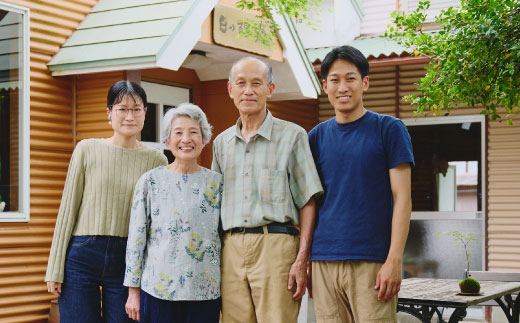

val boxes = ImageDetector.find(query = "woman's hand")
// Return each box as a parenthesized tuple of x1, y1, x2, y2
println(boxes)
(47, 281, 61, 296)
(125, 287, 141, 322)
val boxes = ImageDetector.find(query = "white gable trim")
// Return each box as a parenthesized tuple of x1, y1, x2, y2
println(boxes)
(271, 11, 321, 99)
(156, 0, 218, 71)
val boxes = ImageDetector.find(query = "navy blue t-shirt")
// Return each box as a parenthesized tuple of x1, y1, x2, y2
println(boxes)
(308, 110, 414, 262)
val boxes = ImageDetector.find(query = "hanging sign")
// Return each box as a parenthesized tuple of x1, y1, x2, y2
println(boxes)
(213, 4, 273, 57)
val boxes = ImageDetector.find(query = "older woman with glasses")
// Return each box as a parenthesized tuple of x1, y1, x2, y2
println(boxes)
(124, 103, 222, 323)
(45, 81, 167, 323)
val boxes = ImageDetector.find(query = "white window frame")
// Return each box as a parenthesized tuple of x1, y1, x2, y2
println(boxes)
(140, 81, 190, 151)
(402, 114, 486, 220)
(0, 2, 30, 222)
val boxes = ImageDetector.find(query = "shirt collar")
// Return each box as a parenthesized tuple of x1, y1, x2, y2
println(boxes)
(231, 109, 274, 142)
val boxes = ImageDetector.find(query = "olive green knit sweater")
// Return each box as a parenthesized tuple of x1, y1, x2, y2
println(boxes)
(45, 139, 167, 283)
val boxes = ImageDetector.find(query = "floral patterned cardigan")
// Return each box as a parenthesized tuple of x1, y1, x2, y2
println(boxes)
(124, 166, 222, 301)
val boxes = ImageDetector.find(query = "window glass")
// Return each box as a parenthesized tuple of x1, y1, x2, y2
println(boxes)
(142, 103, 157, 142)
(408, 123, 482, 212)
(0, 9, 24, 213)
(404, 120, 484, 280)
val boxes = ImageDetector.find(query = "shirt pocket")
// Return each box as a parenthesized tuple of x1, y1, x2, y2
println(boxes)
(259, 169, 287, 204)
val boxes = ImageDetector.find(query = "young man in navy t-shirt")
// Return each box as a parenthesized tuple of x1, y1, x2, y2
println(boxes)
(308, 45, 414, 323)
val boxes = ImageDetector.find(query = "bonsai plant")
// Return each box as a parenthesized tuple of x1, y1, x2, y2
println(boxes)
(436, 231, 480, 294)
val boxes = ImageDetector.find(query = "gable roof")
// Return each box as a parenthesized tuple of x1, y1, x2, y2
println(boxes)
(48, 0, 321, 99)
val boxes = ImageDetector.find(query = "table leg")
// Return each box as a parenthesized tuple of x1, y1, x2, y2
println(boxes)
(513, 293, 519, 323)
(495, 294, 519, 323)
(447, 308, 467, 323)
(397, 304, 443, 323)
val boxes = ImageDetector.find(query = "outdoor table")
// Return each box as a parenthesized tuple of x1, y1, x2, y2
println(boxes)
(397, 278, 520, 323)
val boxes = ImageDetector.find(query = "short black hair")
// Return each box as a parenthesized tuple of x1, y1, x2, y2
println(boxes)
(107, 80, 147, 110)
(321, 45, 369, 80)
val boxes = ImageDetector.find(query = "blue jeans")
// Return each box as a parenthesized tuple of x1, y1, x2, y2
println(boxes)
(58, 235, 134, 323)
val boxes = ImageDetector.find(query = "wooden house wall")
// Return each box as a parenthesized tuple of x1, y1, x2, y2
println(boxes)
(0, 1, 96, 322)
(488, 114, 520, 271)
(76, 71, 125, 142)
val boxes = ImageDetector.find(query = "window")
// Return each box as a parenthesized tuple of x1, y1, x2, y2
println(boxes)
(0, 3, 29, 222)
(402, 115, 486, 319)
(140, 81, 191, 163)
(401, 115, 486, 278)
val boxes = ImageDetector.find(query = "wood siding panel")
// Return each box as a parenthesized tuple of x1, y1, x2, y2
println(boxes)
(0, 1, 96, 322)
(267, 99, 319, 133)
(76, 71, 125, 141)
(488, 115, 520, 272)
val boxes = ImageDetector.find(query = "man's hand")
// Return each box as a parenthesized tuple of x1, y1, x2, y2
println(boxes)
(374, 259, 402, 302)
(125, 287, 140, 322)
(288, 258, 307, 300)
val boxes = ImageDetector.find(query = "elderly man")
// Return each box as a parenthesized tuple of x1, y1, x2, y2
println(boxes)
(212, 57, 323, 323)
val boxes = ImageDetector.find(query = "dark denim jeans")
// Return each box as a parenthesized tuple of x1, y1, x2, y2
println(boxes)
(58, 235, 134, 323)
(140, 290, 221, 323)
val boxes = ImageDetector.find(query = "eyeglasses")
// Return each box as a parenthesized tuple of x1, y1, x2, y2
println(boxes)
(113, 107, 146, 117)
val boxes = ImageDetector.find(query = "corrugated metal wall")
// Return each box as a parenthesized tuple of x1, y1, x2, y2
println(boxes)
(317, 60, 520, 273)
(76, 71, 125, 142)
(487, 115, 520, 271)
(0, 1, 96, 322)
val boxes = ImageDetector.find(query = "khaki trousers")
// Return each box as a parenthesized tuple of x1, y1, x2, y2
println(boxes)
(312, 261, 397, 323)
(221, 231, 300, 323)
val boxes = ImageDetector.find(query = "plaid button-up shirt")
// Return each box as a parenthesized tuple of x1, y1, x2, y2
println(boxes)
(212, 110, 323, 231)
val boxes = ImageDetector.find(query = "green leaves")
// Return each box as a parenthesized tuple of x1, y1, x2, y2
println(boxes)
(386, 0, 520, 122)
(436, 231, 477, 274)
(235, 0, 322, 47)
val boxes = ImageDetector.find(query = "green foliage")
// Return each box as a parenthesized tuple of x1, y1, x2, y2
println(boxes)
(459, 278, 481, 293)
(235, 0, 322, 47)
(436, 231, 477, 276)
(385, 0, 520, 122)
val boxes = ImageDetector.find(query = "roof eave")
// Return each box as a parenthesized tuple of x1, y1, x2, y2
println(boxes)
(49, 57, 157, 76)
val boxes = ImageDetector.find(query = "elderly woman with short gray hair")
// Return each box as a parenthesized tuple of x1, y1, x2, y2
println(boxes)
(124, 103, 222, 323)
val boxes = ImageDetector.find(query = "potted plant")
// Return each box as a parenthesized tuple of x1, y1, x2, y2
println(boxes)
(437, 231, 480, 294)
